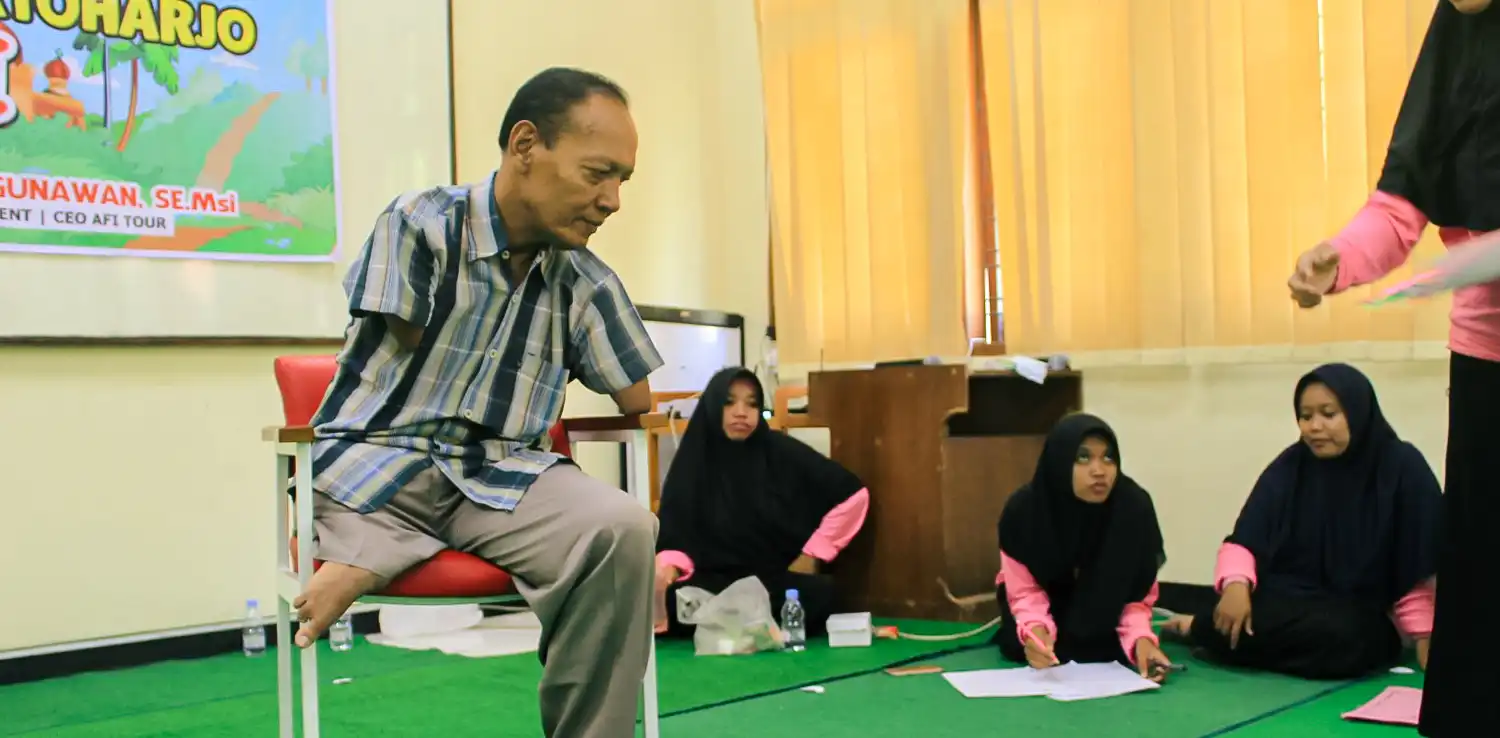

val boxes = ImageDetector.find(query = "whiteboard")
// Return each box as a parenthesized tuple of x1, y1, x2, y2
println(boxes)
(640, 306, 744, 393)
(0, 0, 453, 339)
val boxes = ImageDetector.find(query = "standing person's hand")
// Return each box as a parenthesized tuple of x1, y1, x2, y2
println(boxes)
(788, 554, 819, 574)
(1213, 580, 1254, 649)
(1134, 638, 1173, 683)
(1288, 242, 1341, 308)
(653, 561, 680, 634)
(1023, 625, 1060, 669)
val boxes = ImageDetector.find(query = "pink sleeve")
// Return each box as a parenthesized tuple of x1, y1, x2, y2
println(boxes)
(999, 551, 1056, 643)
(1118, 580, 1160, 660)
(1328, 191, 1429, 293)
(1215, 542, 1258, 593)
(802, 488, 870, 562)
(655, 550, 695, 582)
(1392, 579, 1435, 639)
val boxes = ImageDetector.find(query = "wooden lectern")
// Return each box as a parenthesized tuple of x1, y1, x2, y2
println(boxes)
(807, 364, 1083, 623)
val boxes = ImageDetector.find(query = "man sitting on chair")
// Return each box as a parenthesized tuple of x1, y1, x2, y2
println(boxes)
(295, 67, 663, 738)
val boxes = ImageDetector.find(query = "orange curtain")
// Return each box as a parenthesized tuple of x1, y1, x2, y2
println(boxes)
(758, 0, 975, 369)
(981, 0, 1447, 364)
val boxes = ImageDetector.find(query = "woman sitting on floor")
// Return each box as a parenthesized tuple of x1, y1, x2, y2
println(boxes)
(1163, 363, 1441, 679)
(653, 367, 869, 637)
(994, 413, 1173, 682)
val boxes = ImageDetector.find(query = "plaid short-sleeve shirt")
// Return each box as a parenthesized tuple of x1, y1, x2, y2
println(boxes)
(310, 173, 664, 513)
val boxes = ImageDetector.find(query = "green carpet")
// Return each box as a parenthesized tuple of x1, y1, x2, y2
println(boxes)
(0, 619, 987, 737)
(658, 644, 1400, 738)
(0, 621, 1428, 737)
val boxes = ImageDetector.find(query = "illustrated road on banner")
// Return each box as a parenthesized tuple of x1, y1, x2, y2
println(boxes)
(0, 1, 340, 262)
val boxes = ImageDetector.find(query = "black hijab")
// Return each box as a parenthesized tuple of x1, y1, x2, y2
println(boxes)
(655, 367, 865, 577)
(1226, 363, 1442, 606)
(1377, 2, 1500, 231)
(998, 414, 1166, 640)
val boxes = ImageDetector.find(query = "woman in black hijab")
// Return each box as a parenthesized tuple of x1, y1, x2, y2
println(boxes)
(652, 367, 868, 637)
(1283, 3, 1496, 731)
(994, 414, 1172, 681)
(1163, 364, 1442, 680)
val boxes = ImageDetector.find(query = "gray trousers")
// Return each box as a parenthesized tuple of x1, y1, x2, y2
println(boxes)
(313, 463, 657, 738)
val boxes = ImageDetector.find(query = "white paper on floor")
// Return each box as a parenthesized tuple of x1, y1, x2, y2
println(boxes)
(942, 661, 1160, 701)
(368, 609, 542, 658)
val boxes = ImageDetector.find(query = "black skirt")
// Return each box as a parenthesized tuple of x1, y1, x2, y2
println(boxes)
(1185, 590, 1401, 679)
(1420, 351, 1500, 736)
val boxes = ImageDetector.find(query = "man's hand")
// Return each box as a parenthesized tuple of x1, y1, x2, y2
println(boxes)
(1416, 637, 1431, 671)
(611, 378, 652, 415)
(1023, 625, 1059, 669)
(1134, 638, 1172, 683)
(1288, 242, 1340, 308)
(1213, 580, 1254, 649)
(788, 554, 819, 575)
(383, 315, 423, 351)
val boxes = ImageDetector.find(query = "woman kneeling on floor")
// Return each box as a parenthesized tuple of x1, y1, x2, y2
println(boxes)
(652, 367, 869, 637)
(1163, 363, 1441, 679)
(994, 413, 1173, 682)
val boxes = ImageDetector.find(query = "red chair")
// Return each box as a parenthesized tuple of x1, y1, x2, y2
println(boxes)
(266, 354, 661, 737)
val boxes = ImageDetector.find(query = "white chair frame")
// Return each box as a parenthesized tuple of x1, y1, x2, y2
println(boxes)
(267, 422, 661, 738)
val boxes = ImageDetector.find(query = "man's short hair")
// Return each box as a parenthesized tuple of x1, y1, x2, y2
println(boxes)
(498, 67, 629, 151)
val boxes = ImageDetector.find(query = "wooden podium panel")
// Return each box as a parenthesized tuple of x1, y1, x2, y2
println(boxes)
(808, 364, 1082, 622)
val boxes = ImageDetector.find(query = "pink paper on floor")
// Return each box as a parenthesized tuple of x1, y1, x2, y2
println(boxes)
(1341, 686, 1423, 726)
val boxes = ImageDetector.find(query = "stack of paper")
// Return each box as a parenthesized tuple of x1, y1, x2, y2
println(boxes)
(941, 661, 1160, 702)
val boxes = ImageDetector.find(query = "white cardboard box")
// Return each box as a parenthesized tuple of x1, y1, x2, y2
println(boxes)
(826, 612, 873, 648)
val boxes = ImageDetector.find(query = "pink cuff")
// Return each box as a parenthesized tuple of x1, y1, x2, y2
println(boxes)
(656, 550, 695, 582)
(802, 488, 869, 562)
(1328, 191, 1427, 293)
(1117, 581, 1160, 660)
(1392, 580, 1435, 639)
(1214, 543, 1258, 593)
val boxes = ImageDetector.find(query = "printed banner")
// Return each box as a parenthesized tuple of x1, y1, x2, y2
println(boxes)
(0, 1, 339, 262)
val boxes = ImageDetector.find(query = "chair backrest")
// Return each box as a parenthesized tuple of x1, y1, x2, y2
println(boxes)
(274, 355, 339, 426)
(271, 354, 572, 457)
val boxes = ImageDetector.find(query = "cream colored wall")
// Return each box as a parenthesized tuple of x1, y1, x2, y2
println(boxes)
(0, 0, 769, 652)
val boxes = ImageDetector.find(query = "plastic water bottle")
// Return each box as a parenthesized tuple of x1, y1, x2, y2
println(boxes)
(330, 612, 354, 652)
(242, 599, 267, 657)
(780, 589, 806, 652)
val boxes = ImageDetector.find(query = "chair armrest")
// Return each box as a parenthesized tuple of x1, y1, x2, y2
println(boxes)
(263, 425, 315, 443)
(563, 413, 668, 432)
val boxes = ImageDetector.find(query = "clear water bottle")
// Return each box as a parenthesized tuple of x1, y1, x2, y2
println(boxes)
(329, 612, 354, 652)
(242, 599, 267, 657)
(780, 589, 806, 652)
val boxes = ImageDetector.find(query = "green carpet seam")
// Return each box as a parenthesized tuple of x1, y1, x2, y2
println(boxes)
(1196, 676, 1370, 737)
(655, 643, 988, 721)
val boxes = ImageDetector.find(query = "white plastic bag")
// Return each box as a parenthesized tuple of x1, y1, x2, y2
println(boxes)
(675, 575, 784, 656)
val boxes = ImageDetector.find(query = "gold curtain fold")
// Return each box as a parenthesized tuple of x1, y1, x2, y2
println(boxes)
(981, 0, 1447, 363)
(758, 0, 974, 368)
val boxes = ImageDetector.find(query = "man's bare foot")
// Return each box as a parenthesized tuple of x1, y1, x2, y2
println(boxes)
(1162, 614, 1194, 637)
(292, 563, 381, 648)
